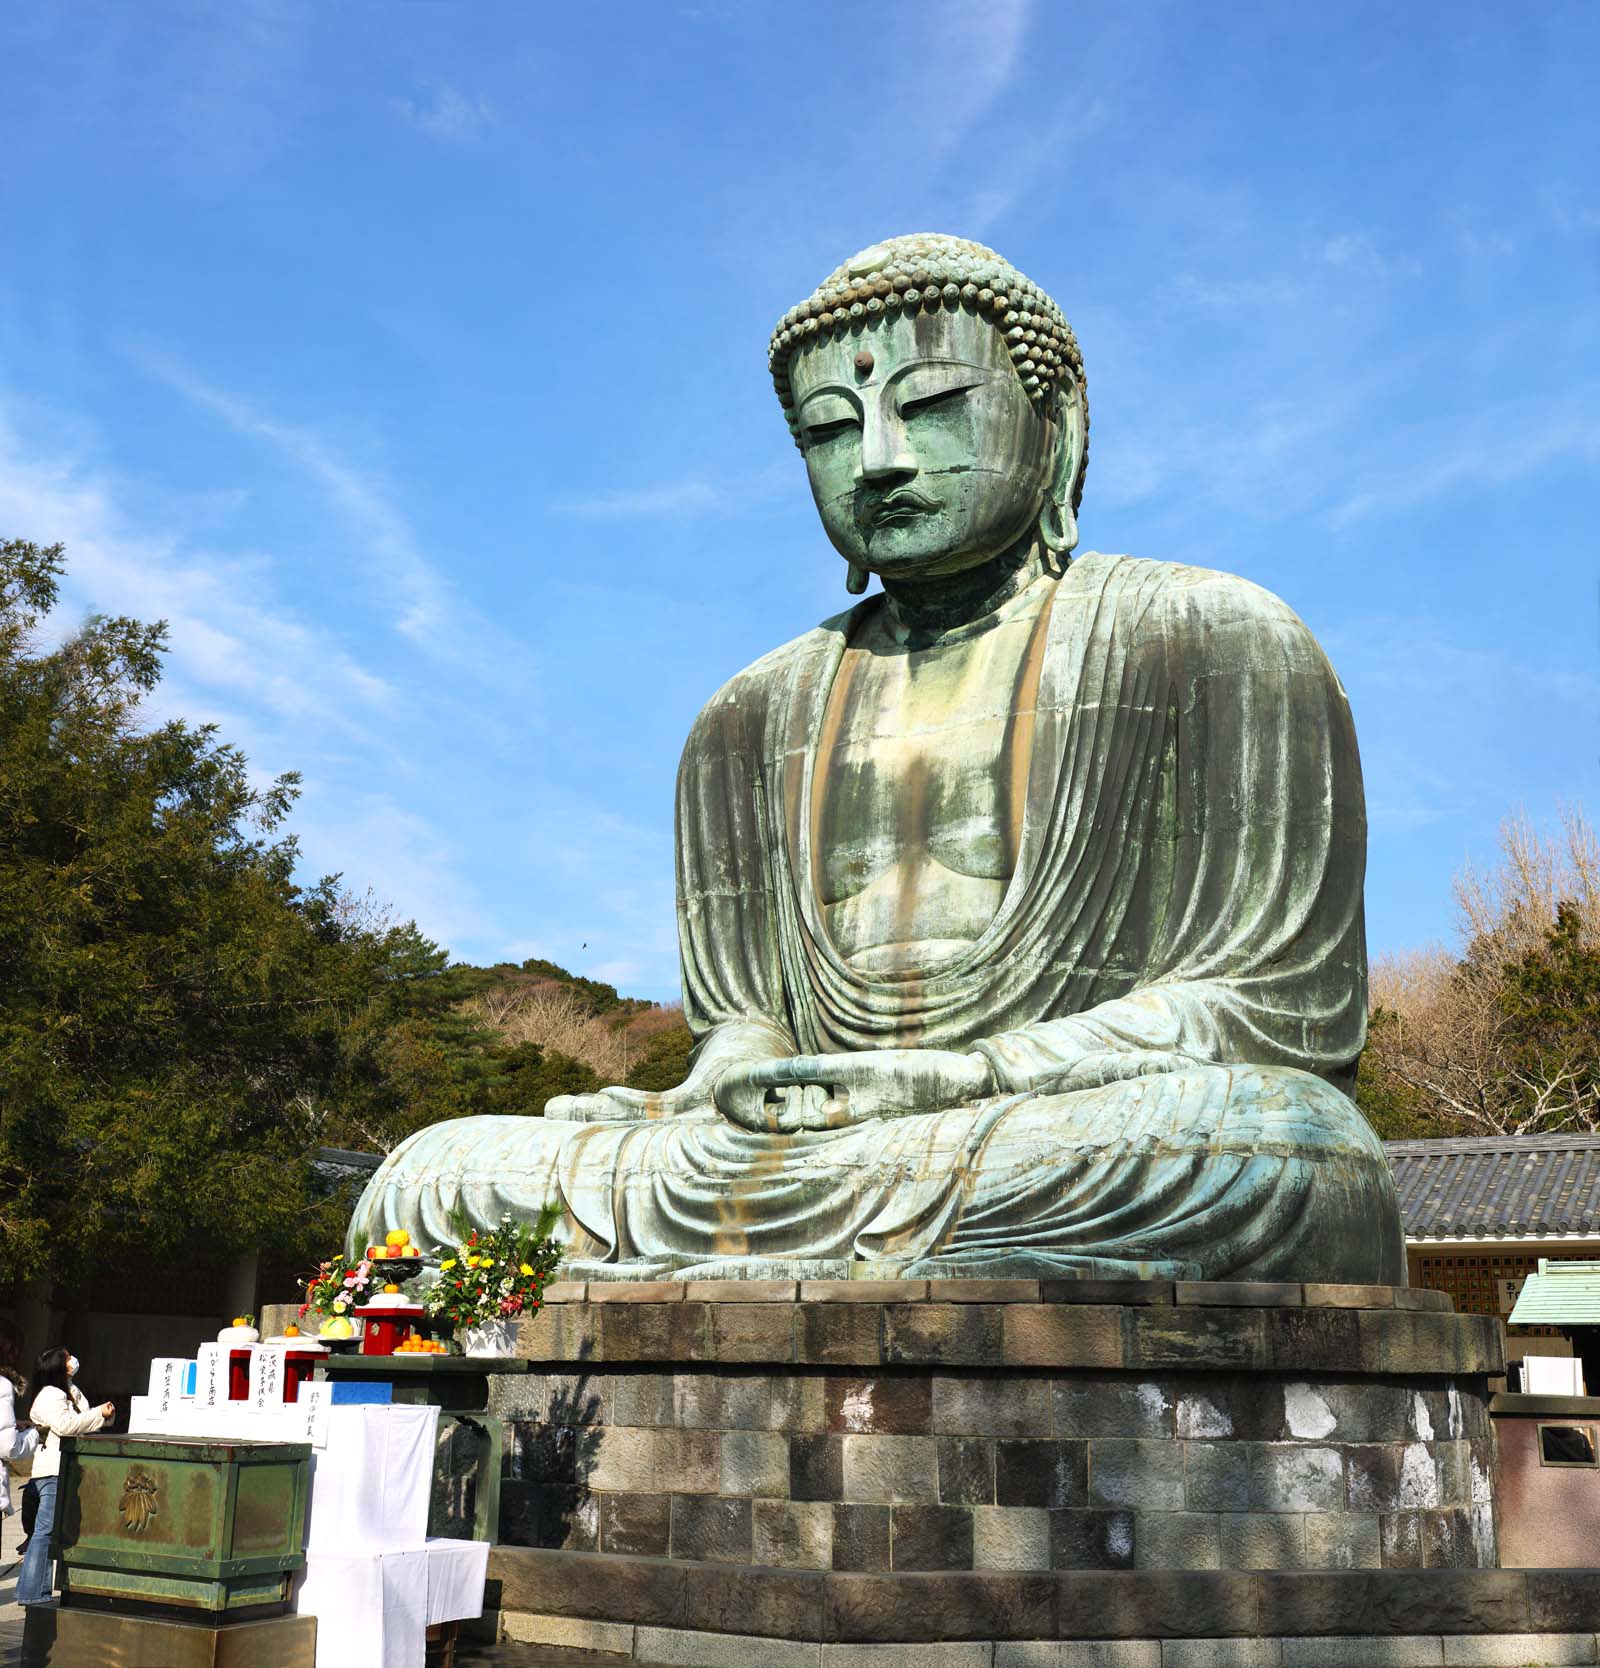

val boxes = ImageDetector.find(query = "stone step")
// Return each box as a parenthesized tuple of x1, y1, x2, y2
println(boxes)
(458, 1646, 629, 1667)
(489, 1549, 1600, 1643)
(480, 1626, 1600, 1667)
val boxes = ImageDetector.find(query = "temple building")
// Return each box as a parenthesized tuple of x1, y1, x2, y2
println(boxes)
(1390, 1130, 1600, 1369)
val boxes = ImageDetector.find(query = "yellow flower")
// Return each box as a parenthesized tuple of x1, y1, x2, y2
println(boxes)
(467, 1255, 481, 1268)
(519, 1263, 533, 1276)
(440, 1259, 457, 1271)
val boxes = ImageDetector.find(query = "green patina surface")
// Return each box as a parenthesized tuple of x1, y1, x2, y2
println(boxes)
(351, 233, 1406, 1288)
(57, 1435, 309, 1614)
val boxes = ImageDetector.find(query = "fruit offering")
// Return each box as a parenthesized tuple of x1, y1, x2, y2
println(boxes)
(218, 1316, 259, 1345)
(394, 1333, 447, 1354)
(318, 1315, 356, 1340)
(367, 1228, 423, 1261)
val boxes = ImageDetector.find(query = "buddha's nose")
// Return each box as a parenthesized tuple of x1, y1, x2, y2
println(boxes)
(856, 407, 916, 483)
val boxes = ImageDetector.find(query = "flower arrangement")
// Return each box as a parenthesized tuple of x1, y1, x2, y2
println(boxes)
(298, 1254, 376, 1320)
(423, 1205, 562, 1331)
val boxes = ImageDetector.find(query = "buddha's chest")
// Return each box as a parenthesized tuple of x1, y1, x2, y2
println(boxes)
(811, 602, 1048, 973)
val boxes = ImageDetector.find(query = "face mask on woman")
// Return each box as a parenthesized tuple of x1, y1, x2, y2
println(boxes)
(66, 1356, 79, 1378)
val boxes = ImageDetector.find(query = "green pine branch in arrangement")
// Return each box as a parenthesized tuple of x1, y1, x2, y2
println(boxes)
(423, 1203, 564, 1329)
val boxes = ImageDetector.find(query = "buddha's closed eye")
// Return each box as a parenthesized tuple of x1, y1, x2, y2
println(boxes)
(900, 384, 973, 419)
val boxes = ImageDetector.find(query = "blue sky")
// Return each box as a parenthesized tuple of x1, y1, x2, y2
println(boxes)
(2, 1, 1595, 998)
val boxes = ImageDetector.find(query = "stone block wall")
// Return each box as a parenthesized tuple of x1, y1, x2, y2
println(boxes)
(489, 1280, 1503, 1575)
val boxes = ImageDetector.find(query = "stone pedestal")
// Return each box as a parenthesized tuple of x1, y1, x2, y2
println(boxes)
(495, 1278, 1500, 1576)
(479, 1279, 1600, 1662)
(22, 1606, 316, 1667)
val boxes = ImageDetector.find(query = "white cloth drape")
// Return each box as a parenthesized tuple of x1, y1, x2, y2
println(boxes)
(304, 1406, 438, 1553)
(296, 1539, 488, 1668)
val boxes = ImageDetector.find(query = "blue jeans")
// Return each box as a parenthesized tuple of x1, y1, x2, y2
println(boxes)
(15, 1475, 56, 1605)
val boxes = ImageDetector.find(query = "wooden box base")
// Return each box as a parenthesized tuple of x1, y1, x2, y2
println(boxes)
(22, 1605, 316, 1668)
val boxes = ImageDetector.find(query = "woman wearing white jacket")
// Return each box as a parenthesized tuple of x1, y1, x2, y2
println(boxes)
(15, 1347, 112, 1607)
(0, 1368, 39, 1521)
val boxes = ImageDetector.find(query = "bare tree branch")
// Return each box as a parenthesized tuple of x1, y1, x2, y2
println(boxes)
(1365, 806, 1600, 1137)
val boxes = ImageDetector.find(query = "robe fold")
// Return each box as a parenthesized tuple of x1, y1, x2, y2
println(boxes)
(350, 553, 1405, 1283)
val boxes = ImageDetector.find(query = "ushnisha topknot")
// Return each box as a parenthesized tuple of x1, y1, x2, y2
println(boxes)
(768, 232, 1088, 509)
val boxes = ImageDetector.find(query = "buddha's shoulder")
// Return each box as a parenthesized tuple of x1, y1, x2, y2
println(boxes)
(1074, 551, 1323, 653)
(684, 609, 856, 739)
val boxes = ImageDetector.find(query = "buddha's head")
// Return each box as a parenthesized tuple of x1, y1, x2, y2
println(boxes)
(769, 234, 1088, 592)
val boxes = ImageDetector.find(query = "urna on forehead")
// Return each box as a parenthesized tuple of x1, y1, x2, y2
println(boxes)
(767, 233, 1088, 446)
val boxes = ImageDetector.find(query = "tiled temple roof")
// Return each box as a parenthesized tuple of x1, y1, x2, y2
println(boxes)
(1386, 1133, 1600, 1241)
(310, 1145, 381, 1195)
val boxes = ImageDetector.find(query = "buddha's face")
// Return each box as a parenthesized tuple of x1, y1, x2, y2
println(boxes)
(789, 306, 1056, 582)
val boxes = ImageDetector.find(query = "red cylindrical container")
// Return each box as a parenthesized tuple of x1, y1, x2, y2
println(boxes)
(282, 1349, 324, 1402)
(226, 1349, 252, 1400)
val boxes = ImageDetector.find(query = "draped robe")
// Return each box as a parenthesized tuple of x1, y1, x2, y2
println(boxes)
(350, 553, 1406, 1283)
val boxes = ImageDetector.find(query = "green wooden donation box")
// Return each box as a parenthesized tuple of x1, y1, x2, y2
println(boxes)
(57, 1435, 311, 1617)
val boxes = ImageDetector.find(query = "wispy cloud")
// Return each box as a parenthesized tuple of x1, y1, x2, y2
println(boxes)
(1456, 224, 1516, 260)
(926, 0, 1030, 154)
(1091, 384, 1368, 520)
(966, 100, 1110, 237)
(1170, 272, 1304, 310)
(0, 401, 397, 748)
(551, 480, 720, 519)
(394, 85, 494, 143)
(137, 353, 448, 645)
(1322, 232, 1423, 281)
(289, 785, 502, 953)
(1331, 618, 1600, 840)
(133, 352, 522, 683)
(1329, 405, 1600, 527)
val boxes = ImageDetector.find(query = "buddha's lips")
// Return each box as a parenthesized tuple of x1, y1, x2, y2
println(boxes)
(866, 488, 939, 527)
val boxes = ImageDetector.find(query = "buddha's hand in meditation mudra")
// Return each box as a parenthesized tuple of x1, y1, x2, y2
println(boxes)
(547, 1045, 1196, 1133)
(714, 1049, 994, 1133)
(714, 1047, 1203, 1131)
(543, 1048, 994, 1129)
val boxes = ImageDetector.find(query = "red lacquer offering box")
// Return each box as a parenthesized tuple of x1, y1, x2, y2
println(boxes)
(361, 1297, 426, 1356)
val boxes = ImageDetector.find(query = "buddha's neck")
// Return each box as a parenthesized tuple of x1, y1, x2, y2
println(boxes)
(879, 537, 1051, 643)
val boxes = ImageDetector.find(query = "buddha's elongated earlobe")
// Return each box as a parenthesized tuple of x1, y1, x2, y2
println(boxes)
(845, 562, 869, 595)
(1038, 495, 1077, 562)
(1038, 378, 1085, 569)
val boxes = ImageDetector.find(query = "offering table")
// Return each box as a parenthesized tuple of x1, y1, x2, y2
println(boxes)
(316, 1354, 528, 1545)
